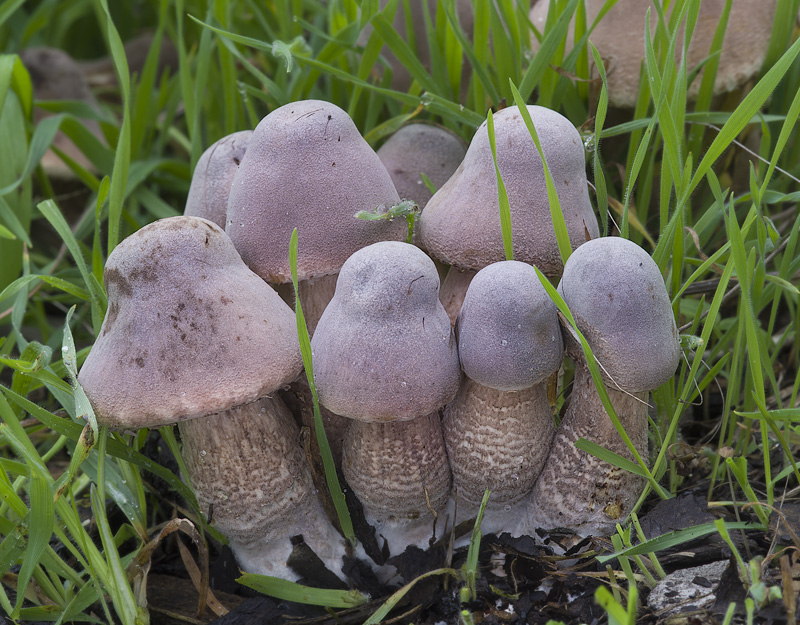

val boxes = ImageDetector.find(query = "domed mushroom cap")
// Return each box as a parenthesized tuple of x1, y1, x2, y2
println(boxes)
(530, 0, 777, 108)
(377, 123, 467, 209)
(558, 237, 680, 393)
(78, 216, 302, 429)
(457, 260, 563, 391)
(185, 130, 252, 228)
(226, 100, 406, 283)
(418, 105, 598, 277)
(311, 241, 460, 422)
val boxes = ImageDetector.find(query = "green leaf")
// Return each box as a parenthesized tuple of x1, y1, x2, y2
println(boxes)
(237, 573, 369, 608)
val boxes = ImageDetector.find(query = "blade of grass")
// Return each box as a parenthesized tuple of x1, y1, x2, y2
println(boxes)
(509, 80, 572, 266)
(289, 228, 354, 546)
(486, 110, 513, 260)
(237, 573, 368, 608)
(93, 0, 131, 256)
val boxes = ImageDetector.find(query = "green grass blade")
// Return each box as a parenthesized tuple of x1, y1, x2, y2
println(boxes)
(237, 573, 369, 608)
(289, 228, 355, 546)
(94, 0, 131, 255)
(686, 32, 800, 197)
(596, 520, 758, 563)
(486, 110, 513, 260)
(363, 568, 458, 625)
(509, 80, 571, 265)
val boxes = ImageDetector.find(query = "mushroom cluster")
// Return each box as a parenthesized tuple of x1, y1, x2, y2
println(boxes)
(80, 98, 681, 584)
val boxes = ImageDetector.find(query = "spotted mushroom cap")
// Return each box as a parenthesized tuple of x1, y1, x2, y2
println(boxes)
(530, 0, 778, 108)
(78, 216, 303, 429)
(377, 123, 467, 210)
(184, 130, 252, 228)
(418, 105, 599, 277)
(311, 241, 461, 422)
(225, 100, 406, 284)
(457, 260, 563, 391)
(557, 237, 680, 393)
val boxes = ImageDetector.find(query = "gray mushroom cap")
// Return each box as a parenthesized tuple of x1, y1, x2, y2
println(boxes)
(225, 100, 406, 284)
(311, 241, 460, 422)
(558, 237, 680, 393)
(418, 105, 599, 277)
(184, 130, 252, 228)
(377, 123, 467, 210)
(78, 216, 303, 429)
(457, 260, 563, 391)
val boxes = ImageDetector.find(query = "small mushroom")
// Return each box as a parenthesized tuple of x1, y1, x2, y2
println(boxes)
(311, 241, 460, 554)
(525, 237, 680, 536)
(443, 261, 562, 535)
(184, 130, 252, 228)
(529, 0, 778, 108)
(377, 123, 467, 211)
(78, 216, 347, 580)
(418, 105, 599, 322)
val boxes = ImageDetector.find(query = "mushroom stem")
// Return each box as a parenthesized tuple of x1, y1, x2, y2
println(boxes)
(443, 377, 555, 534)
(438, 267, 476, 324)
(525, 357, 648, 537)
(275, 273, 340, 336)
(342, 412, 452, 555)
(179, 395, 346, 580)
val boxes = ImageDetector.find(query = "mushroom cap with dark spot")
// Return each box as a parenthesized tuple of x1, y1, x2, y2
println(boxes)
(418, 105, 599, 277)
(557, 237, 680, 393)
(78, 216, 303, 429)
(311, 241, 461, 422)
(226, 100, 406, 283)
(377, 123, 467, 210)
(457, 260, 563, 391)
(185, 130, 253, 228)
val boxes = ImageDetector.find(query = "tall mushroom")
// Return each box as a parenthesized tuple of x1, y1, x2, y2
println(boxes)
(311, 241, 461, 554)
(525, 237, 680, 536)
(443, 260, 562, 535)
(78, 216, 347, 580)
(418, 105, 599, 322)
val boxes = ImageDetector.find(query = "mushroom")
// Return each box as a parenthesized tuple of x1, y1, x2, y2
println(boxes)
(311, 241, 460, 554)
(529, 0, 778, 108)
(418, 104, 599, 322)
(377, 123, 467, 211)
(525, 237, 680, 536)
(443, 260, 562, 535)
(78, 216, 347, 580)
(226, 99, 406, 333)
(184, 130, 252, 228)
